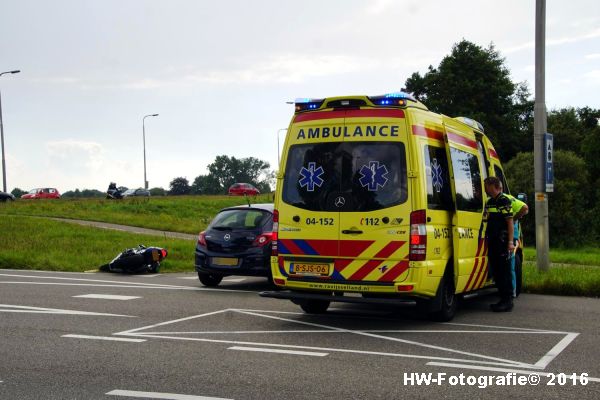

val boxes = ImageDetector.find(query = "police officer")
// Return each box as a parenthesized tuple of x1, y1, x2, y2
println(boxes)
(484, 176, 514, 312)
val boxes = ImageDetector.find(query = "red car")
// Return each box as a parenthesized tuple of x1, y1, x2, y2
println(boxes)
(21, 188, 61, 199)
(228, 183, 260, 196)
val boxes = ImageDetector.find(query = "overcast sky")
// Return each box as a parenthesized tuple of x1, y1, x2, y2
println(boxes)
(1, 0, 598, 193)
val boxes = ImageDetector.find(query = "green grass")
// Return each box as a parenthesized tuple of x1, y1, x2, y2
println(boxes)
(522, 262, 600, 297)
(523, 246, 600, 266)
(0, 194, 274, 234)
(0, 215, 195, 273)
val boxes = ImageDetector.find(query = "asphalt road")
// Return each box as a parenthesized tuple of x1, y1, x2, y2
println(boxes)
(1, 269, 599, 400)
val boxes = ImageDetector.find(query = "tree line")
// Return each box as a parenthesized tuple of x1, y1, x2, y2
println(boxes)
(405, 40, 600, 247)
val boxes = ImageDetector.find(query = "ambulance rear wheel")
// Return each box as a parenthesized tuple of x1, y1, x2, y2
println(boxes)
(429, 272, 457, 322)
(299, 299, 330, 314)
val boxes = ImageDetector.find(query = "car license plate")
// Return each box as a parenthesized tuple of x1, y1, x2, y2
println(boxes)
(289, 263, 330, 276)
(212, 257, 239, 266)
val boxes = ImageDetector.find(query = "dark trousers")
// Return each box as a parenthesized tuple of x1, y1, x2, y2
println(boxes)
(488, 239, 512, 299)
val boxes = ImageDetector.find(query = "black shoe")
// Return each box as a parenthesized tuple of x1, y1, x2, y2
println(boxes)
(490, 299, 513, 312)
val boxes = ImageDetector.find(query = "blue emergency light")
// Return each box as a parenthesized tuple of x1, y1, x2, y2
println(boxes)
(294, 98, 325, 112)
(368, 91, 416, 107)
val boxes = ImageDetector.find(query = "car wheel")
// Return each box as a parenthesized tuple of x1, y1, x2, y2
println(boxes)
(198, 272, 223, 287)
(299, 299, 330, 314)
(515, 251, 523, 297)
(428, 271, 457, 322)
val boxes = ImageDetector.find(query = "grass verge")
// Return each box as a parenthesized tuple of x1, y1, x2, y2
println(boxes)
(0, 194, 274, 234)
(0, 215, 195, 273)
(523, 246, 600, 266)
(522, 262, 600, 297)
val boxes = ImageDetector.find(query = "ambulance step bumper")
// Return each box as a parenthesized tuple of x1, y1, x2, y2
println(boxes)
(259, 290, 416, 306)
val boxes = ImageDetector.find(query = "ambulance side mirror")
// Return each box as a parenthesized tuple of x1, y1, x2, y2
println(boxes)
(517, 193, 527, 203)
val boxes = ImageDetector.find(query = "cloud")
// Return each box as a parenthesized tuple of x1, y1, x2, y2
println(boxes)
(585, 53, 600, 60)
(504, 27, 600, 54)
(46, 139, 105, 170)
(183, 54, 379, 85)
(584, 70, 600, 83)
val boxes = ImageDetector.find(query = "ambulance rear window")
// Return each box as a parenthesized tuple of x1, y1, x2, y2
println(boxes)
(282, 142, 407, 212)
(424, 145, 453, 210)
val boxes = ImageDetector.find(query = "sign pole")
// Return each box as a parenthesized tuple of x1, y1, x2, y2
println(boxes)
(534, 0, 550, 271)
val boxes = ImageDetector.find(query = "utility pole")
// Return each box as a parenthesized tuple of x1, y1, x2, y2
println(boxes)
(534, 0, 550, 271)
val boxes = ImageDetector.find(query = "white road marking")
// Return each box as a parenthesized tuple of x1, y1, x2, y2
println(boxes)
(73, 294, 141, 300)
(0, 281, 254, 293)
(0, 304, 134, 317)
(62, 334, 146, 342)
(116, 308, 580, 369)
(533, 332, 579, 368)
(235, 309, 531, 367)
(427, 361, 600, 383)
(222, 278, 246, 282)
(122, 333, 531, 368)
(178, 277, 201, 280)
(106, 389, 232, 399)
(228, 346, 328, 357)
(114, 309, 232, 335)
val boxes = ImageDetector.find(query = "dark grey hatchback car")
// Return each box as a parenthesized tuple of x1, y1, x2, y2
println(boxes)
(195, 203, 274, 287)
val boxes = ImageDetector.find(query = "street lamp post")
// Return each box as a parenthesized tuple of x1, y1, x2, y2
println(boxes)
(277, 128, 287, 167)
(0, 69, 21, 193)
(142, 113, 159, 190)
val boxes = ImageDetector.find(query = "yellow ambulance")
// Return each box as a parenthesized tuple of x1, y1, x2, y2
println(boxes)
(261, 92, 517, 321)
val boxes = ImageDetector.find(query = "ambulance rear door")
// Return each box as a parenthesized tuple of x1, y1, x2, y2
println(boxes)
(336, 109, 412, 286)
(277, 112, 343, 279)
(443, 121, 486, 293)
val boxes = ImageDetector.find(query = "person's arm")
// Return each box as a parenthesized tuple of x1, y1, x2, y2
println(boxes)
(507, 217, 515, 253)
(514, 203, 529, 220)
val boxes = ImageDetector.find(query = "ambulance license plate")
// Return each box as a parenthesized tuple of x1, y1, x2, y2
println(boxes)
(212, 257, 239, 266)
(289, 263, 330, 275)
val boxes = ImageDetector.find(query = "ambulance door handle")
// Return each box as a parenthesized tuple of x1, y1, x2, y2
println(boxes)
(342, 229, 363, 235)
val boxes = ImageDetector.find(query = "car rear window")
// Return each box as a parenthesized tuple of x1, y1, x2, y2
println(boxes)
(282, 141, 407, 212)
(209, 209, 273, 231)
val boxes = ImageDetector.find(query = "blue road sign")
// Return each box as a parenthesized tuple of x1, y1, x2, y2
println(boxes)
(545, 133, 554, 192)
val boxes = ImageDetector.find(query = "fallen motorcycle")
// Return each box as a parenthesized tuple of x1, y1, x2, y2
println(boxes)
(100, 245, 168, 273)
(106, 182, 123, 199)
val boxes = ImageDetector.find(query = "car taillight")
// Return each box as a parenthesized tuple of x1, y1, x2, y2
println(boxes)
(409, 210, 427, 261)
(253, 232, 274, 247)
(197, 231, 207, 247)
(272, 209, 279, 256)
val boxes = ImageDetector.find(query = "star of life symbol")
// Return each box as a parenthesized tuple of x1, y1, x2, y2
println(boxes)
(431, 158, 444, 193)
(359, 161, 389, 191)
(299, 162, 324, 192)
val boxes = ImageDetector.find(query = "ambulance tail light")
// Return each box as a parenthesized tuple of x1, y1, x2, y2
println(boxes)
(409, 210, 427, 261)
(271, 209, 279, 256)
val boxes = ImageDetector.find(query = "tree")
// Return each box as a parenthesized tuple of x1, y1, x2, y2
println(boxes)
(11, 188, 26, 197)
(149, 187, 166, 196)
(405, 40, 533, 160)
(191, 174, 222, 195)
(168, 177, 191, 195)
(505, 150, 590, 247)
(193, 155, 273, 195)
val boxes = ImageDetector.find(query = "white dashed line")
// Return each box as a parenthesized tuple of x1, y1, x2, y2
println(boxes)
(73, 294, 141, 300)
(62, 334, 146, 342)
(106, 389, 232, 399)
(228, 346, 328, 357)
